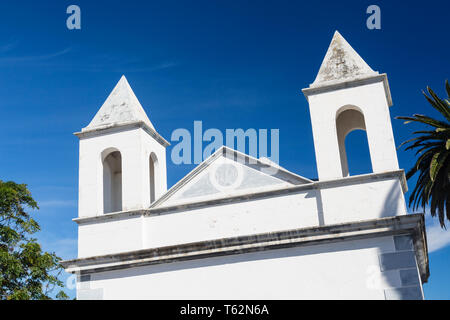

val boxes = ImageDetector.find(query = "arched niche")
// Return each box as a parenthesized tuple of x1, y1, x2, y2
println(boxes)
(149, 152, 159, 204)
(102, 148, 122, 213)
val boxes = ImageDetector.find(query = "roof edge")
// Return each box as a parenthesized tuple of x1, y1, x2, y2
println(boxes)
(62, 213, 429, 283)
(302, 73, 393, 107)
(149, 146, 312, 209)
(72, 169, 407, 223)
(74, 121, 170, 147)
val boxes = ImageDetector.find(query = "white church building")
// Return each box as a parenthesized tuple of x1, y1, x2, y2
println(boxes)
(62, 31, 429, 300)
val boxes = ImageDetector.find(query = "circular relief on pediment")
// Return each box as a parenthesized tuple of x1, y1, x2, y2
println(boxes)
(209, 162, 244, 192)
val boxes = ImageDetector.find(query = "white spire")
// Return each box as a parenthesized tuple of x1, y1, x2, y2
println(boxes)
(310, 31, 378, 88)
(84, 75, 155, 131)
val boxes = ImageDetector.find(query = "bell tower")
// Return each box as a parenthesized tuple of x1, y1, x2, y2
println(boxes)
(75, 75, 169, 217)
(302, 31, 399, 180)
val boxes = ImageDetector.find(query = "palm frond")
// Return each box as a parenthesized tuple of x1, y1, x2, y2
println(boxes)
(397, 80, 450, 228)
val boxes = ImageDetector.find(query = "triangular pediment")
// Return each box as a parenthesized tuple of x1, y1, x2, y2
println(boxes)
(152, 146, 312, 209)
(83, 75, 155, 131)
(310, 31, 379, 87)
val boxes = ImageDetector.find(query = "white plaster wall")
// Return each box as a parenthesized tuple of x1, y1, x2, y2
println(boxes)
(308, 80, 399, 180)
(76, 176, 406, 257)
(77, 189, 319, 257)
(320, 177, 407, 225)
(78, 127, 166, 218)
(82, 236, 406, 299)
(78, 216, 142, 258)
(145, 190, 320, 249)
(143, 176, 406, 250)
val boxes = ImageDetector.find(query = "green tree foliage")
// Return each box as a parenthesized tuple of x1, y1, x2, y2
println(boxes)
(0, 180, 68, 300)
(397, 80, 450, 228)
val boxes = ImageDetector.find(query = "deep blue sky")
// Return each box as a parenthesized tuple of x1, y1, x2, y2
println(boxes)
(0, 0, 448, 299)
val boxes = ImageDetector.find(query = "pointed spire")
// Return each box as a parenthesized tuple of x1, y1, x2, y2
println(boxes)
(84, 75, 155, 131)
(310, 31, 378, 87)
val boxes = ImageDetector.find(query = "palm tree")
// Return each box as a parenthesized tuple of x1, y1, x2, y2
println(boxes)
(397, 80, 450, 228)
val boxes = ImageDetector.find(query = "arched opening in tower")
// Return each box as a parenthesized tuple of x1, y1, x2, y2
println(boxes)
(336, 107, 373, 177)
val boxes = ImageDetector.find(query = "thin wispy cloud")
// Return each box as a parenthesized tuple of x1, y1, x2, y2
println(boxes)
(408, 208, 450, 253)
(426, 218, 450, 253)
(131, 61, 179, 72)
(0, 47, 71, 65)
(93, 60, 180, 73)
(32, 185, 75, 192)
(39, 237, 78, 298)
(38, 199, 77, 208)
(0, 42, 178, 73)
(38, 236, 77, 260)
(0, 137, 57, 146)
(0, 40, 19, 53)
(26, 56, 179, 73)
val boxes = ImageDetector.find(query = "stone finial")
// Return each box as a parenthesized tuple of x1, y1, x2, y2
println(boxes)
(84, 75, 155, 131)
(310, 31, 379, 88)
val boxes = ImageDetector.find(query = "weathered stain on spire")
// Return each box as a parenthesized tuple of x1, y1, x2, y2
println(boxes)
(84, 75, 155, 131)
(310, 31, 378, 88)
